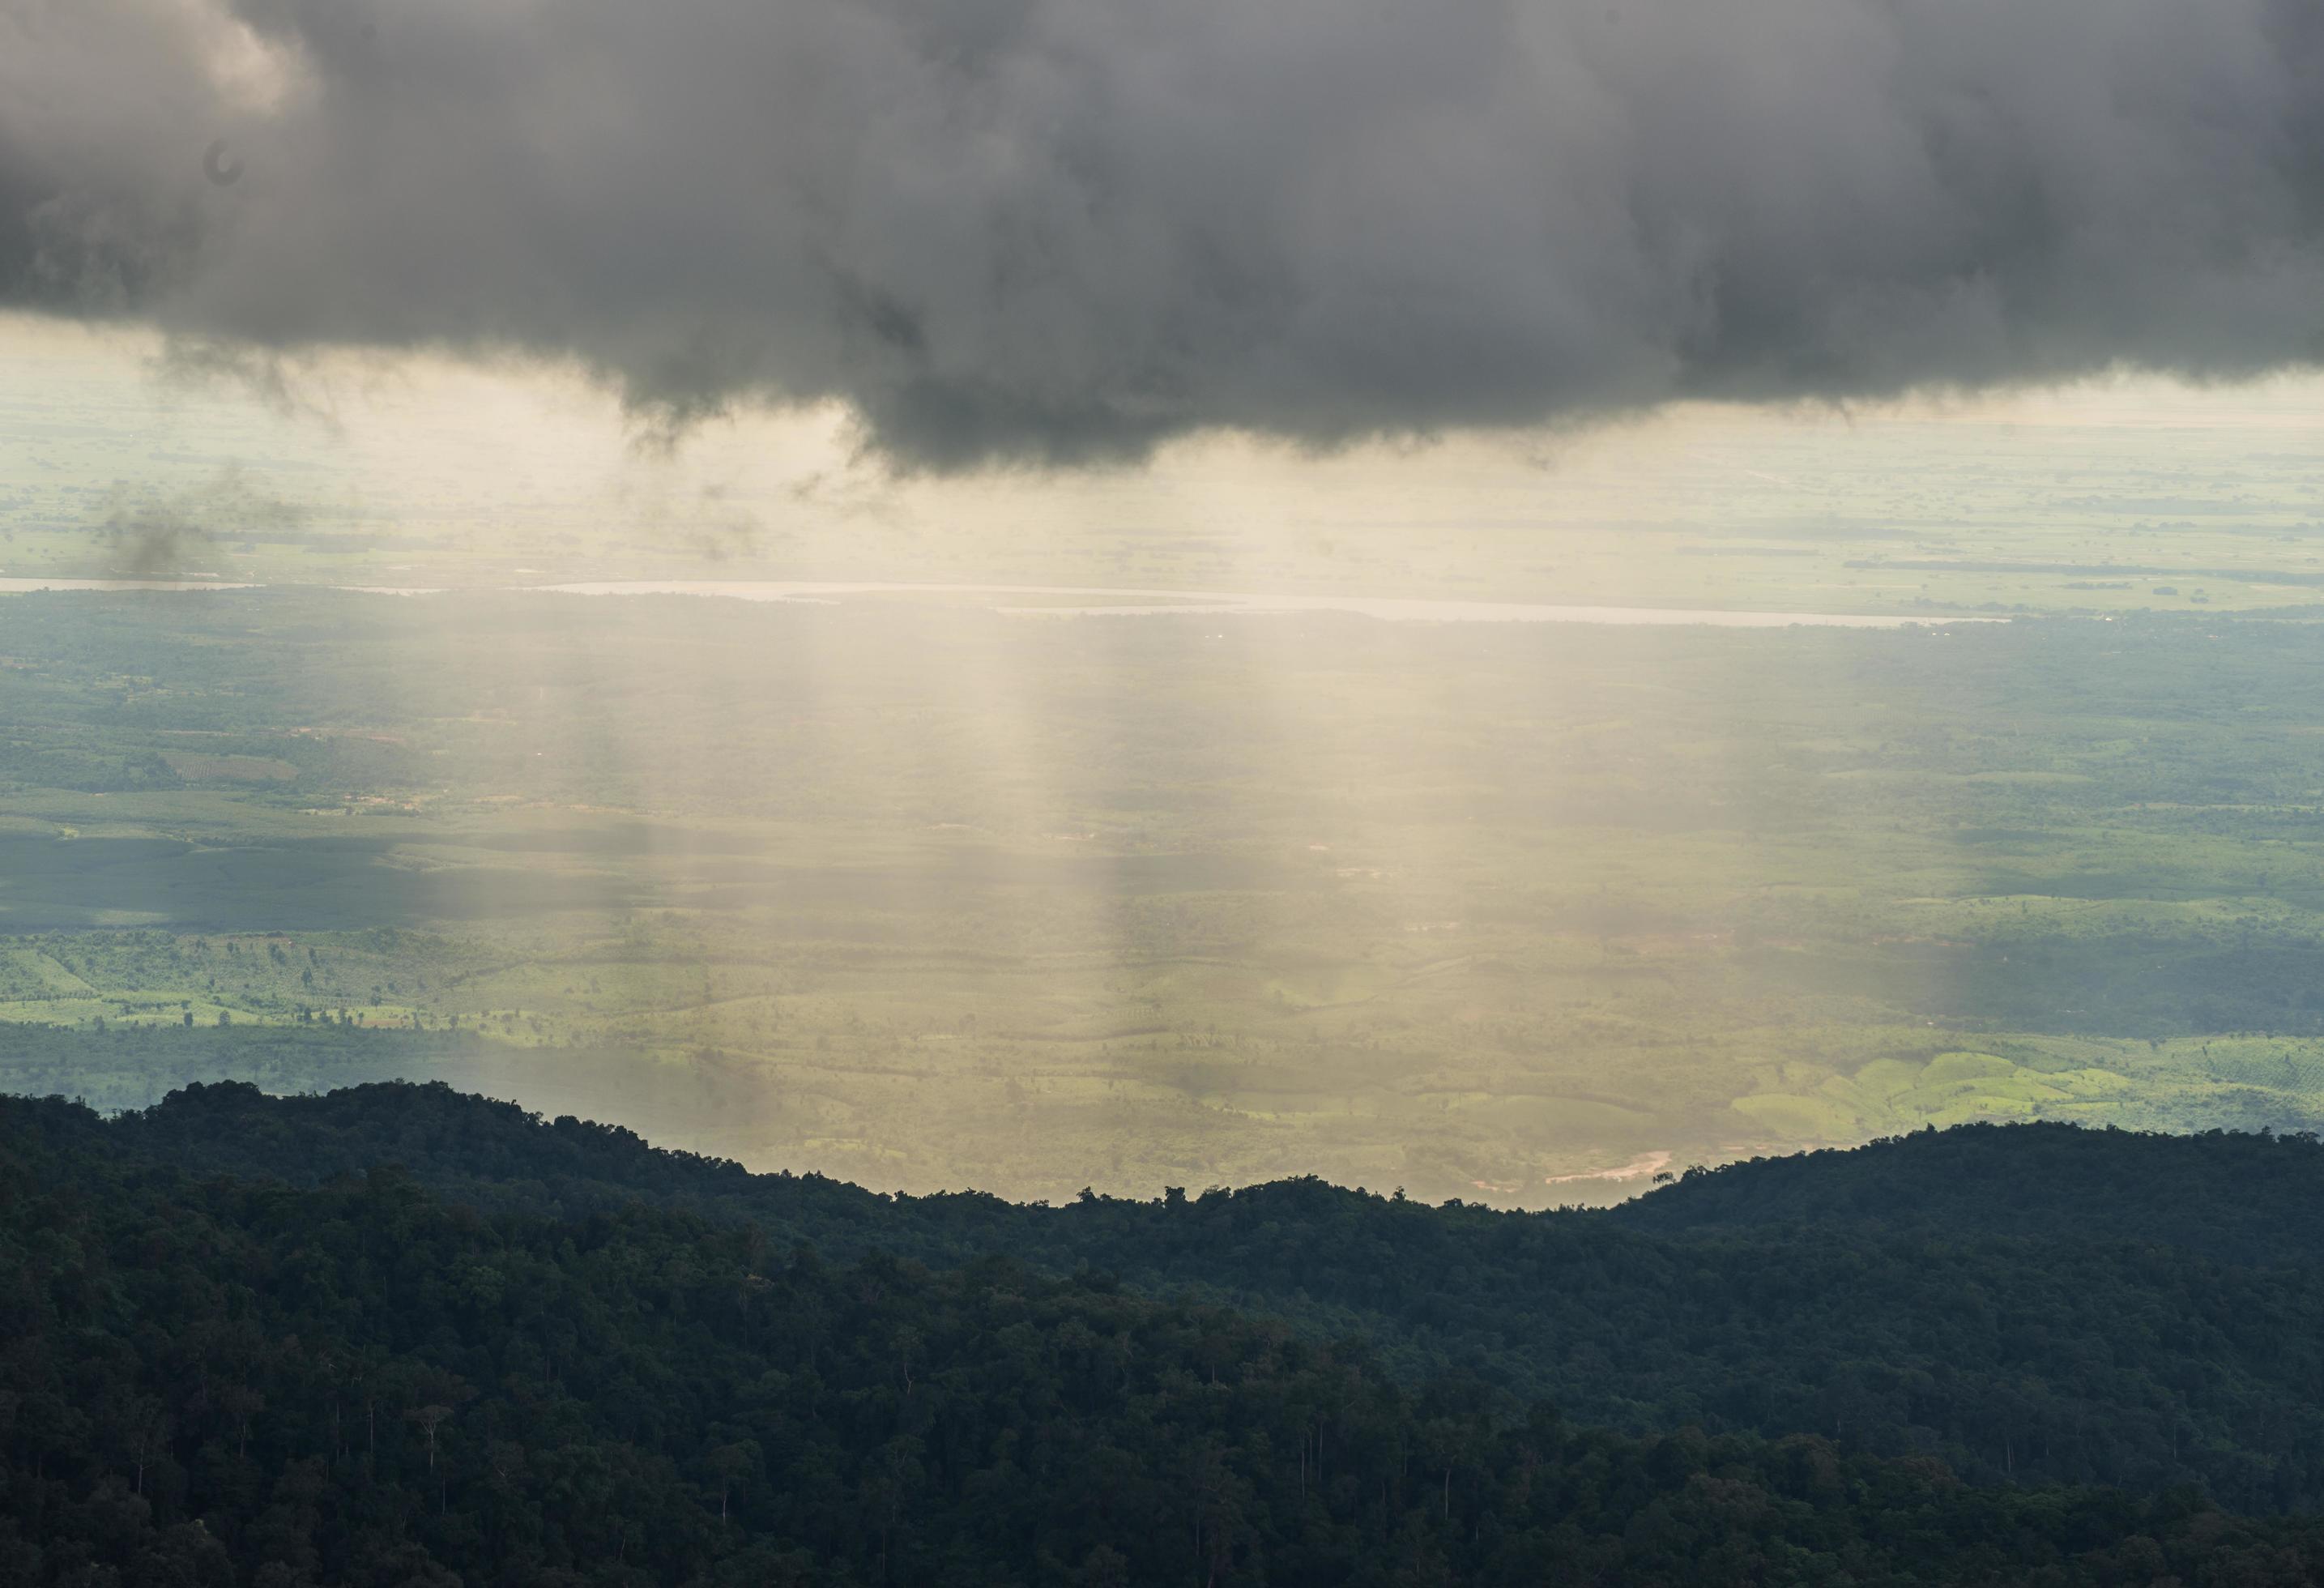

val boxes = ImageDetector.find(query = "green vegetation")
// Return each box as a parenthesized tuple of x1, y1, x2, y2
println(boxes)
(9, 591, 2324, 1202)
(9, 1087, 2324, 1586)
(17, 1082, 2324, 1511)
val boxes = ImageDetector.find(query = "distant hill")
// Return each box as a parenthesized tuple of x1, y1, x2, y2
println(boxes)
(8, 1082, 2324, 1516)
(1610, 1121, 2324, 1266)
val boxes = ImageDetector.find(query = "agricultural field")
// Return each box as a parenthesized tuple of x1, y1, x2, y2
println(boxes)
(6, 583, 2324, 1204)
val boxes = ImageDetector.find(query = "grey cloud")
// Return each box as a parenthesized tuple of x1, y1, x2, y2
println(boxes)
(97, 465, 306, 575)
(151, 336, 344, 430)
(3, 0, 2321, 467)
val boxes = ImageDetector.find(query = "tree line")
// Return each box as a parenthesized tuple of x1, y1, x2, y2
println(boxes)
(8, 1101, 2324, 1586)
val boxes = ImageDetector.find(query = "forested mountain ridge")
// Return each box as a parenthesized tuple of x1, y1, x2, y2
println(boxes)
(42, 1082, 2324, 1266)
(1610, 1121, 2324, 1264)
(6, 1084, 2324, 1515)
(7, 1099, 2324, 1587)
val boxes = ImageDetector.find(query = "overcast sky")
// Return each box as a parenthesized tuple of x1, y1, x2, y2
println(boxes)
(3, 0, 2319, 472)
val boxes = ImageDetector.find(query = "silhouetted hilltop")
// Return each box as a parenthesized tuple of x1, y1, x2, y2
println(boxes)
(14, 1098, 2323, 1587)
(1610, 1121, 2324, 1266)
(8, 1082, 2324, 1511)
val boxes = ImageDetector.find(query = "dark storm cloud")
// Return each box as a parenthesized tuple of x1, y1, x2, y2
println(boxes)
(2, 0, 2320, 466)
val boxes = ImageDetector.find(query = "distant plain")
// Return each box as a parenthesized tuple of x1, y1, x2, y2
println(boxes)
(6, 575, 2324, 1203)
(6, 346, 2322, 1201)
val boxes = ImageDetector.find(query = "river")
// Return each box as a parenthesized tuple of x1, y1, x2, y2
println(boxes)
(0, 575, 1993, 628)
